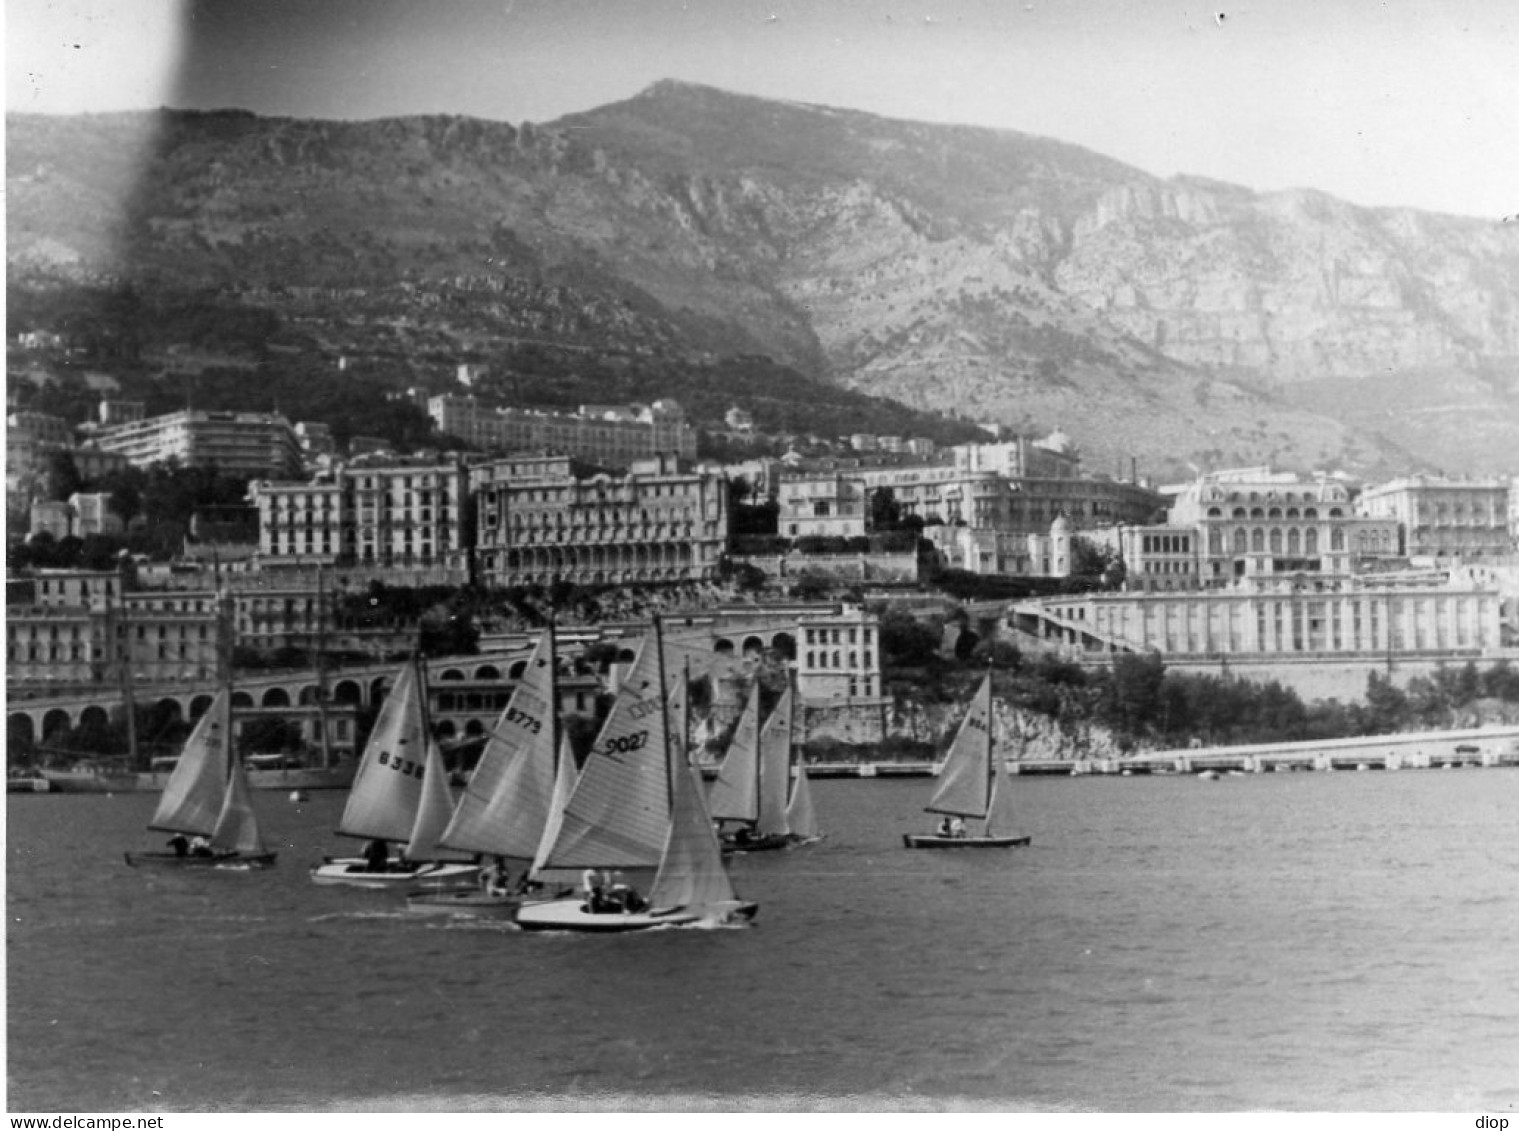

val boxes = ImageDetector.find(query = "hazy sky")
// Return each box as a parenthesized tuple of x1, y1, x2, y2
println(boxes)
(8, 0, 1518, 218)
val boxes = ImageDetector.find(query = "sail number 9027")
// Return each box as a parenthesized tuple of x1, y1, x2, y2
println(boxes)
(377, 751, 423, 778)
(505, 706, 542, 734)
(600, 730, 649, 757)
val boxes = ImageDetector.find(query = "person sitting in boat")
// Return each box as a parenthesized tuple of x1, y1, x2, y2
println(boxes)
(167, 833, 190, 858)
(363, 838, 390, 873)
(937, 816, 953, 837)
(605, 871, 646, 914)
(189, 835, 215, 857)
(582, 868, 606, 912)
(948, 817, 966, 838)
(480, 856, 511, 897)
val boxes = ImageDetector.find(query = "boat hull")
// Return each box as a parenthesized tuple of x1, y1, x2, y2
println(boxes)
(720, 833, 823, 854)
(514, 896, 759, 932)
(902, 833, 1032, 849)
(405, 889, 522, 918)
(124, 850, 278, 869)
(309, 859, 480, 889)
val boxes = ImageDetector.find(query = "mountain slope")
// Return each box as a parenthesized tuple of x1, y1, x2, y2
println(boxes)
(8, 82, 1519, 477)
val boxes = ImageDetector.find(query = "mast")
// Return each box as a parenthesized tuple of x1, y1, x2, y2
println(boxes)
(548, 614, 559, 779)
(110, 561, 141, 771)
(313, 565, 332, 770)
(218, 587, 236, 782)
(984, 663, 998, 829)
(112, 579, 140, 769)
(653, 614, 673, 811)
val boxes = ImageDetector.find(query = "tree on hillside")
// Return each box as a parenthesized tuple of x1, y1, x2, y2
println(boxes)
(868, 487, 903, 532)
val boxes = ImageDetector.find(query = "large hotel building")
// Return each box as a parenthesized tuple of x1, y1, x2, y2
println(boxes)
(427, 396, 697, 467)
(249, 459, 468, 568)
(1118, 469, 1403, 592)
(470, 453, 728, 588)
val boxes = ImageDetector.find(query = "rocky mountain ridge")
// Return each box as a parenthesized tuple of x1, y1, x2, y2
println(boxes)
(8, 81, 1519, 477)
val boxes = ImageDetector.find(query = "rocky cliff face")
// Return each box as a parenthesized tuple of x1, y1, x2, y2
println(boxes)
(9, 82, 1519, 476)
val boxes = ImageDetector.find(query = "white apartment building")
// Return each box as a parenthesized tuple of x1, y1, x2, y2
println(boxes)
(93, 409, 303, 478)
(1358, 475, 1512, 559)
(777, 473, 868, 539)
(794, 604, 883, 704)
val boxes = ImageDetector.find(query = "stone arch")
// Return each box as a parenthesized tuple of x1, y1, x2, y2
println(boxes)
(79, 705, 109, 731)
(742, 635, 765, 657)
(771, 632, 797, 661)
(231, 690, 254, 709)
(435, 719, 457, 739)
(508, 660, 528, 680)
(42, 708, 72, 739)
(9, 714, 37, 747)
(438, 668, 466, 681)
(617, 647, 637, 664)
(369, 677, 390, 706)
(474, 664, 500, 681)
(189, 694, 215, 720)
(713, 637, 735, 656)
(154, 698, 183, 722)
(464, 718, 486, 737)
(332, 680, 362, 704)
(262, 687, 291, 708)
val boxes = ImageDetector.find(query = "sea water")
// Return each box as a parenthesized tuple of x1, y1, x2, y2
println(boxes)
(6, 770, 1518, 1111)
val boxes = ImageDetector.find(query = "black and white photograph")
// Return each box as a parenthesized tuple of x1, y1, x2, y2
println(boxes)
(6, 0, 1519, 1115)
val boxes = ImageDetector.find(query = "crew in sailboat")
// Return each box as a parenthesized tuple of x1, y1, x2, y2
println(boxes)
(363, 838, 390, 873)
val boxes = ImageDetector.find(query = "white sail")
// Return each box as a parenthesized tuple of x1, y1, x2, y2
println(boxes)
(925, 674, 994, 820)
(648, 761, 737, 914)
(706, 683, 761, 823)
(209, 755, 268, 856)
(405, 739, 472, 862)
(148, 688, 233, 837)
(785, 761, 819, 841)
(755, 683, 795, 838)
(984, 739, 1018, 836)
(338, 662, 430, 843)
(441, 630, 557, 858)
(528, 734, 581, 882)
(538, 636, 671, 869)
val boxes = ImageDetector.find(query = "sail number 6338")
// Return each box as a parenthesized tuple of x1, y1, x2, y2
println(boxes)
(377, 751, 422, 777)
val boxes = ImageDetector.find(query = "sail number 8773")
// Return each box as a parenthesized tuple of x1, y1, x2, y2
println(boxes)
(505, 706, 542, 734)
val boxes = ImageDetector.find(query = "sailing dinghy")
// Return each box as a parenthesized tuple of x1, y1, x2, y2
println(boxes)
(408, 629, 569, 917)
(310, 661, 479, 889)
(124, 688, 276, 869)
(903, 673, 1031, 849)
(709, 678, 820, 852)
(515, 631, 757, 932)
